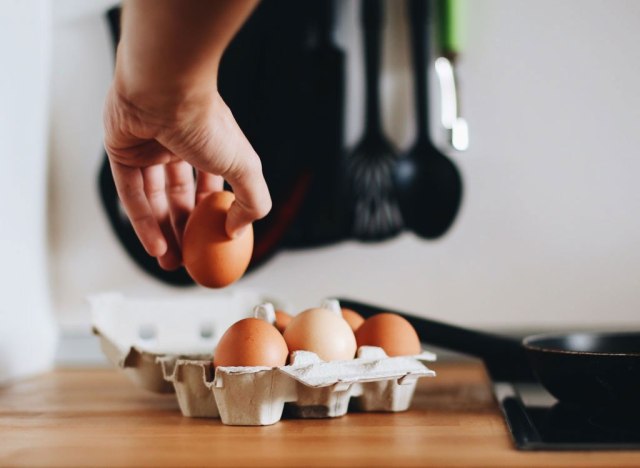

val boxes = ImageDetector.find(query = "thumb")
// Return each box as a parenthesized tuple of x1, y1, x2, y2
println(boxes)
(204, 103, 271, 237)
(223, 153, 272, 238)
(225, 199, 255, 239)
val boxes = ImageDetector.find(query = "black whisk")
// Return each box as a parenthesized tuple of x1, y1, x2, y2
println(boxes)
(345, 0, 403, 242)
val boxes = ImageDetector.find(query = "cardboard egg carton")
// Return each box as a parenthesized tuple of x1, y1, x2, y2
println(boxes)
(163, 346, 434, 425)
(91, 294, 437, 426)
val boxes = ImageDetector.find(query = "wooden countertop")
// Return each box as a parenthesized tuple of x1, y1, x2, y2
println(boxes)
(1, 362, 639, 467)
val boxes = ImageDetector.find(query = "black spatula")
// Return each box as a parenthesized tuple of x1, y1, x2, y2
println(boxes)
(394, 0, 463, 239)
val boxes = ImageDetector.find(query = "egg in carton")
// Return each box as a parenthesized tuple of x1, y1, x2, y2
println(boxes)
(160, 301, 436, 426)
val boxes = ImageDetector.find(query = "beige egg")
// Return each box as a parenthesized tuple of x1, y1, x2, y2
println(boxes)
(283, 307, 356, 361)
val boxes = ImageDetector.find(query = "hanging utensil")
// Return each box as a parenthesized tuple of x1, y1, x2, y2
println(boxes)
(435, 0, 469, 151)
(393, 0, 463, 239)
(345, 0, 403, 242)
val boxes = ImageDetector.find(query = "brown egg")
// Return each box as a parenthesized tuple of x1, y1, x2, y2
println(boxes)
(283, 307, 356, 361)
(213, 318, 288, 368)
(341, 308, 365, 331)
(182, 191, 253, 288)
(355, 313, 421, 356)
(274, 310, 292, 334)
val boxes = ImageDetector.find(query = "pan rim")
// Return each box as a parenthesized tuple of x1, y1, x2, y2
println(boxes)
(522, 331, 640, 357)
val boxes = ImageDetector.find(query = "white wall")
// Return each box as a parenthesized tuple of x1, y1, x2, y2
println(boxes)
(48, 0, 640, 332)
(0, 0, 58, 381)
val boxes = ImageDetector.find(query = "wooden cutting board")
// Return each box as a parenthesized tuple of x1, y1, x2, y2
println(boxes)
(1, 362, 638, 467)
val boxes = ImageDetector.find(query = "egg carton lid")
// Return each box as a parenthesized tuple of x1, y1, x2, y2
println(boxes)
(89, 290, 290, 355)
(89, 290, 290, 393)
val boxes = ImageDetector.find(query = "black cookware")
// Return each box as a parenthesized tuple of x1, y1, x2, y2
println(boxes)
(282, 0, 347, 248)
(338, 298, 640, 410)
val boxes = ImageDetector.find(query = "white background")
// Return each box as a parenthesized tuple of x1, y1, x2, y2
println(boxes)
(1, 0, 57, 380)
(47, 0, 640, 333)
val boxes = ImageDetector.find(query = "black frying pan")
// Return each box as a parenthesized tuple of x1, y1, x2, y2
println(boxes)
(338, 298, 640, 410)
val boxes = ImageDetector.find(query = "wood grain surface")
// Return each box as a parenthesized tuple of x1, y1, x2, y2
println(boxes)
(1, 362, 639, 467)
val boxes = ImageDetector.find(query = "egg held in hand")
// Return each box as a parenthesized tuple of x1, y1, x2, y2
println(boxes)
(213, 318, 289, 368)
(182, 191, 253, 288)
(283, 307, 357, 361)
(355, 313, 421, 356)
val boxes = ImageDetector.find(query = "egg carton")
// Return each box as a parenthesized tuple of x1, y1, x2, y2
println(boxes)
(159, 345, 436, 425)
(91, 294, 437, 426)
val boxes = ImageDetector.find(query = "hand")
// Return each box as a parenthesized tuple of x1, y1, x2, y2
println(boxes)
(103, 86, 271, 271)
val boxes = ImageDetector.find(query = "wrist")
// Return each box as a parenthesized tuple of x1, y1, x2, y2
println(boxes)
(112, 77, 218, 126)
(113, 45, 219, 120)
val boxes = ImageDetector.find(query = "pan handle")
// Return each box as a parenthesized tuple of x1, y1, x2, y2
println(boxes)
(337, 297, 535, 382)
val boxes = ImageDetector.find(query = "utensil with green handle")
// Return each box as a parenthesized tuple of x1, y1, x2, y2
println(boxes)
(439, 0, 465, 58)
(436, 0, 469, 151)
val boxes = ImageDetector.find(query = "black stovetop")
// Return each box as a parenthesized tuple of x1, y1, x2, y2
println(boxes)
(494, 382, 640, 450)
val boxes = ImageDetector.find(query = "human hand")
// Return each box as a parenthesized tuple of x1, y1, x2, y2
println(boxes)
(103, 86, 271, 271)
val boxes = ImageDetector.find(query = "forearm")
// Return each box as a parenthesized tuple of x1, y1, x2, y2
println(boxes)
(115, 0, 258, 110)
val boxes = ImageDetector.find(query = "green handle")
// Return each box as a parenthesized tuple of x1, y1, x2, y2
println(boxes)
(439, 0, 465, 56)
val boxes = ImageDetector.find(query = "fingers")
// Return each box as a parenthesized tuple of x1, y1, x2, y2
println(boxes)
(109, 161, 167, 257)
(110, 159, 188, 271)
(195, 171, 224, 204)
(165, 161, 196, 244)
(141, 165, 183, 270)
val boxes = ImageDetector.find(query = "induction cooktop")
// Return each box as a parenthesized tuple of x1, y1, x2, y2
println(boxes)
(494, 382, 640, 450)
